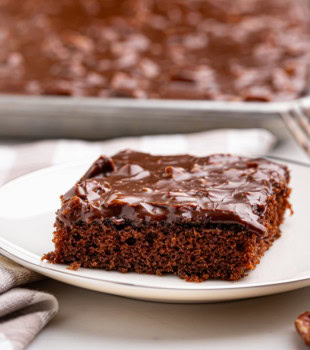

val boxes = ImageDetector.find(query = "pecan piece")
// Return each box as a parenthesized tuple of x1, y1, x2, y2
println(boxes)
(295, 311, 310, 346)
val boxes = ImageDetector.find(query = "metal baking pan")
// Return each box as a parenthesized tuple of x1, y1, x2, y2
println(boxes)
(0, 94, 303, 140)
(1, 0, 310, 141)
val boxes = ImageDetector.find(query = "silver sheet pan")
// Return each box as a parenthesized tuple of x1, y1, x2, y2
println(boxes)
(0, 94, 303, 140)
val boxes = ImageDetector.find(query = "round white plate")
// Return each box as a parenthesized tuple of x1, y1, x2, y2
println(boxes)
(0, 158, 309, 303)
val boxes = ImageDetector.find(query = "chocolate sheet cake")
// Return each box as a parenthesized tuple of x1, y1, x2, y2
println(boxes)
(0, 0, 310, 101)
(43, 150, 292, 281)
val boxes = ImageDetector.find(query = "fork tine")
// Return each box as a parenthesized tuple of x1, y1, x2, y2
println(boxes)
(281, 109, 310, 157)
(294, 105, 310, 137)
(300, 101, 310, 119)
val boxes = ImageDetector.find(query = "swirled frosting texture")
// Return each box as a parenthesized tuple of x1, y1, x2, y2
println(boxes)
(58, 150, 289, 236)
(0, 0, 309, 100)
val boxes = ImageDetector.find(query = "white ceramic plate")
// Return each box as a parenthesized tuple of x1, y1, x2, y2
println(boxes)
(0, 159, 309, 303)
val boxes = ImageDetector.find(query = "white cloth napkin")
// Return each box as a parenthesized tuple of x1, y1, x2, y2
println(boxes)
(0, 129, 276, 184)
(0, 128, 276, 349)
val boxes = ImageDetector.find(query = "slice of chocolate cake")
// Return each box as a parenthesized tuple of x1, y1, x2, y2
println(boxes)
(43, 150, 292, 281)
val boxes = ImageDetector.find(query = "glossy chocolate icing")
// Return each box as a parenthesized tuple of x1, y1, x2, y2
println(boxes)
(0, 0, 310, 101)
(58, 150, 289, 236)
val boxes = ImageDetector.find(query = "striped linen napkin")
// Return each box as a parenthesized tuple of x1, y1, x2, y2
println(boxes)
(0, 129, 276, 349)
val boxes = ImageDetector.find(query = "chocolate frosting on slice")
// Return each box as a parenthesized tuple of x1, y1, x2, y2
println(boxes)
(58, 150, 289, 236)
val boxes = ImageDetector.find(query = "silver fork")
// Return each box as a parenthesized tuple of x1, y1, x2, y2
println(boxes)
(281, 101, 310, 157)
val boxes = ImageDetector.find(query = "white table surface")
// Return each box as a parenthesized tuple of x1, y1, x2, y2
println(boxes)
(5, 135, 309, 350)
(28, 280, 310, 350)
